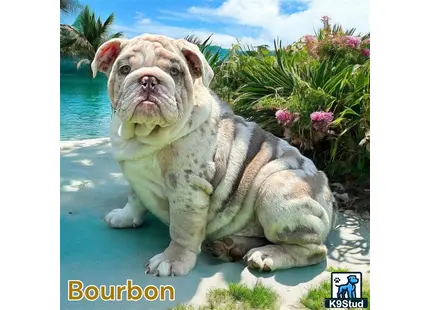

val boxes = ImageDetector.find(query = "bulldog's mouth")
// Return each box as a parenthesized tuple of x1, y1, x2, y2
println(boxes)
(137, 100, 156, 107)
(133, 99, 158, 112)
(133, 86, 161, 109)
(124, 96, 163, 124)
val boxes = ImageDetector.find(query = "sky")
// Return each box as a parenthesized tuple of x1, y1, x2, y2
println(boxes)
(61, 0, 369, 48)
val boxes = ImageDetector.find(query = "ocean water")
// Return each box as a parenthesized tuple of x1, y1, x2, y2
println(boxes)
(60, 74, 112, 140)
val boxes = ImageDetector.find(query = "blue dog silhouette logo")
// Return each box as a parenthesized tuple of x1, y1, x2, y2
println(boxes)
(334, 275, 359, 298)
(325, 272, 368, 308)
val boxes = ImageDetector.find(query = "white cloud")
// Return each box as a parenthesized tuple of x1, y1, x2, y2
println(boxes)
(134, 11, 151, 25)
(137, 18, 151, 25)
(188, 0, 369, 45)
(189, 0, 282, 27)
(157, 9, 218, 23)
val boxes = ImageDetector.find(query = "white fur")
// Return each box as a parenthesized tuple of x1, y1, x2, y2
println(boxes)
(104, 191, 146, 228)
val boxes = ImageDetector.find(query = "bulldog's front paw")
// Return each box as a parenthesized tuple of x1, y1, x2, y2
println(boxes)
(104, 207, 144, 228)
(145, 242, 197, 276)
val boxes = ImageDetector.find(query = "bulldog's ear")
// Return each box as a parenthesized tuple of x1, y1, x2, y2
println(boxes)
(91, 39, 126, 78)
(176, 40, 214, 87)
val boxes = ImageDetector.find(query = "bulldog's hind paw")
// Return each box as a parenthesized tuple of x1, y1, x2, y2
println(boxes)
(104, 207, 143, 228)
(244, 249, 274, 272)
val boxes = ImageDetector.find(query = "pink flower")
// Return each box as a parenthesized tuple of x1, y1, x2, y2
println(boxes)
(361, 48, 370, 57)
(331, 35, 346, 48)
(321, 16, 330, 22)
(275, 109, 300, 127)
(304, 35, 316, 43)
(310, 111, 334, 122)
(275, 109, 288, 122)
(345, 36, 361, 48)
(310, 111, 334, 133)
(363, 38, 370, 45)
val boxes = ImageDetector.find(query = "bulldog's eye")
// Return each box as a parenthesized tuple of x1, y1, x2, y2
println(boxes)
(169, 67, 180, 76)
(119, 65, 131, 75)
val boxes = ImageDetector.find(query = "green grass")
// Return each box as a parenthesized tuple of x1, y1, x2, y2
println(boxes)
(171, 281, 278, 310)
(326, 266, 351, 272)
(301, 268, 370, 310)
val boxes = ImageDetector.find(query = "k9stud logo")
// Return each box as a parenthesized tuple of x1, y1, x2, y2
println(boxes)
(324, 272, 369, 308)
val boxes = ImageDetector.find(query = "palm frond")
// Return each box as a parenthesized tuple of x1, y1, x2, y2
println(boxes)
(184, 35, 202, 46)
(60, 5, 120, 68)
(101, 13, 116, 36)
(108, 32, 124, 39)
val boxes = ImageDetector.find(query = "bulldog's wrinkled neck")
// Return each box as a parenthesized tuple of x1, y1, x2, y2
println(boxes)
(109, 89, 215, 161)
(109, 116, 166, 160)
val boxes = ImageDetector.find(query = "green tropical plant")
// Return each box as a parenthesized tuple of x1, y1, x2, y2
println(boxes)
(60, 5, 123, 73)
(184, 35, 277, 101)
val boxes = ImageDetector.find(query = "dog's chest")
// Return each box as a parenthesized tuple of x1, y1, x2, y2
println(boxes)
(121, 156, 170, 222)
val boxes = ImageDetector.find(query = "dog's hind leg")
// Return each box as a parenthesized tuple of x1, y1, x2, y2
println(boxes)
(244, 170, 333, 271)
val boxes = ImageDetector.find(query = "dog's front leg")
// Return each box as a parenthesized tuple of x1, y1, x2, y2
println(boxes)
(104, 186, 147, 228)
(145, 170, 212, 277)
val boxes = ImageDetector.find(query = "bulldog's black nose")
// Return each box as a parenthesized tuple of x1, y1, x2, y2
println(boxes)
(141, 75, 158, 90)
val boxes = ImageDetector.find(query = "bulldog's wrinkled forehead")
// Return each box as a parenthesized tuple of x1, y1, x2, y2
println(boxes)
(118, 34, 182, 67)
(130, 34, 176, 49)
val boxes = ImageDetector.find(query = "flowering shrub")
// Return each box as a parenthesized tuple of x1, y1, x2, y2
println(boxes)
(345, 36, 361, 48)
(295, 17, 370, 65)
(361, 48, 370, 57)
(310, 111, 334, 133)
(275, 110, 300, 127)
(230, 16, 370, 183)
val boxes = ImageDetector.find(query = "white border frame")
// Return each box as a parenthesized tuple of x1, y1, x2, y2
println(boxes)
(1, 0, 429, 308)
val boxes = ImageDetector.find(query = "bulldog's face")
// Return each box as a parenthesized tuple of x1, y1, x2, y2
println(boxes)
(91, 35, 214, 127)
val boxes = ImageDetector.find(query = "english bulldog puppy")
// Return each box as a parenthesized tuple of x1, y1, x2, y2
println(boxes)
(91, 34, 335, 277)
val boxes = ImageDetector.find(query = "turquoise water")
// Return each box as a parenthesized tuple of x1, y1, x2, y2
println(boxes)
(60, 74, 112, 140)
